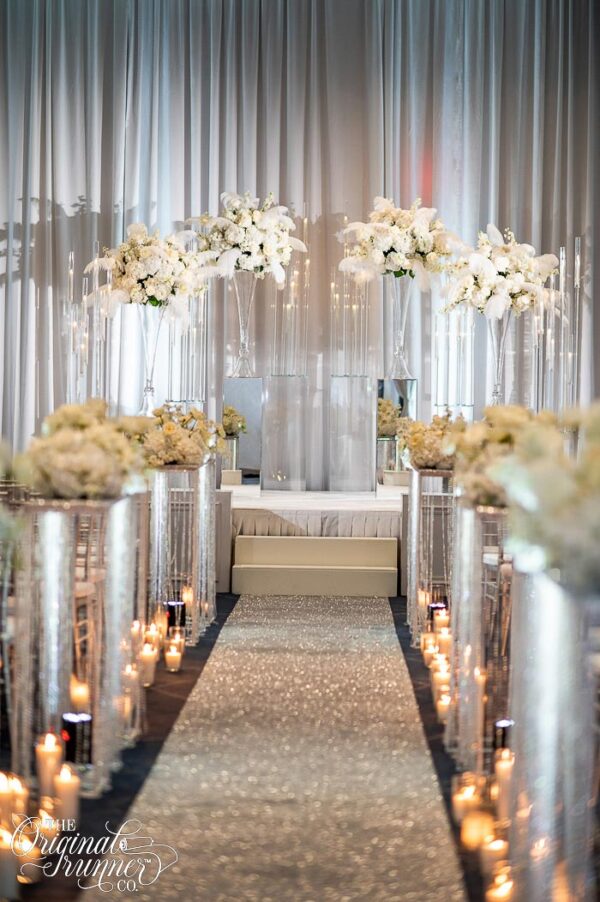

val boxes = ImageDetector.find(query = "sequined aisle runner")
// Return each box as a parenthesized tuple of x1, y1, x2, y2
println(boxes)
(89, 596, 465, 901)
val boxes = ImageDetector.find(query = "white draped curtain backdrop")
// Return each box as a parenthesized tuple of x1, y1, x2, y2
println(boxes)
(1, 0, 598, 487)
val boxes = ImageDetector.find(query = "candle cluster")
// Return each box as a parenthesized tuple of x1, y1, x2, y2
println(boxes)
(420, 595, 519, 899)
(419, 599, 453, 724)
(138, 606, 186, 688)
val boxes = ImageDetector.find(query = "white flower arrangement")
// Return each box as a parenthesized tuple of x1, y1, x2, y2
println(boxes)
(222, 405, 247, 438)
(491, 405, 600, 594)
(89, 223, 210, 317)
(140, 406, 227, 468)
(447, 405, 557, 507)
(377, 399, 401, 438)
(195, 192, 307, 287)
(444, 224, 558, 320)
(338, 197, 453, 287)
(396, 411, 465, 470)
(16, 401, 139, 499)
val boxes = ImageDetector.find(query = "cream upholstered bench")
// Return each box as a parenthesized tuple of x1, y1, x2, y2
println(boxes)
(231, 535, 398, 597)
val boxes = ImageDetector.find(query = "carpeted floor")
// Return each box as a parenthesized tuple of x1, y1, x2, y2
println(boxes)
(81, 595, 465, 902)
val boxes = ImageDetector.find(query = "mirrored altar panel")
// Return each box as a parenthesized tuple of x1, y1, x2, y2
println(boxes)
(223, 378, 263, 483)
(377, 378, 418, 420)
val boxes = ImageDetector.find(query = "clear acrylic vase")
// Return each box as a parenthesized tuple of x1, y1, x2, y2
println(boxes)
(388, 275, 414, 379)
(487, 309, 513, 406)
(231, 271, 257, 378)
(138, 304, 167, 415)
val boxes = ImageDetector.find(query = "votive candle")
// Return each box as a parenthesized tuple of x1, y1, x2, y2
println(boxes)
(164, 644, 182, 673)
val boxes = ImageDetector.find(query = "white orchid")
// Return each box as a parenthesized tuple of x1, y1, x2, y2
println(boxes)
(192, 192, 307, 288)
(444, 225, 558, 319)
(338, 197, 453, 289)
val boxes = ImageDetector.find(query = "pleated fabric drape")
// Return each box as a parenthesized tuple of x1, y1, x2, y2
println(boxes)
(1, 0, 597, 487)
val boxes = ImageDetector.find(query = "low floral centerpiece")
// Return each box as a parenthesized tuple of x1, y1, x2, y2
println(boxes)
(446, 405, 557, 507)
(139, 406, 226, 469)
(492, 405, 600, 594)
(16, 401, 139, 499)
(396, 411, 465, 471)
(222, 405, 247, 437)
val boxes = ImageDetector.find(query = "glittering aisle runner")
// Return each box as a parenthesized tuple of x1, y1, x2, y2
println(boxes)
(89, 596, 465, 901)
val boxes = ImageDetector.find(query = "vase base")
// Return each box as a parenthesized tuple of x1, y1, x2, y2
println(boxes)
(138, 384, 156, 417)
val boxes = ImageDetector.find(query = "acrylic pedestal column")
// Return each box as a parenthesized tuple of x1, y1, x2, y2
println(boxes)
(329, 375, 376, 492)
(508, 564, 597, 901)
(261, 375, 307, 491)
(12, 497, 136, 798)
(406, 468, 453, 644)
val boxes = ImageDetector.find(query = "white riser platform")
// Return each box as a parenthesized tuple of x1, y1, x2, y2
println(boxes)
(232, 536, 398, 597)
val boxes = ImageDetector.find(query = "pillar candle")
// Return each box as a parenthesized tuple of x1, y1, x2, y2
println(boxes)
(0, 827, 19, 899)
(38, 808, 58, 842)
(144, 624, 161, 651)
(181, 585, 194, 606)
(0, 774, 13, 828)
(460, 810, 496, 851)
(485, 868, 514, 901)
(433, 608, 450, 633)
(437, 627, 453, 657)
(139, 644, 158, 688)
(420, 630, 436, 653)
(436, 693, 452, 723)
(451, 783, 480, 823)
(70, 678, 91, 714)
(35, 734, 63, 800)
(15, 836, 42, 884)
(10, 777, 29, 819)
(422, 643, 439, 667)
(54, 764, 80, 824)
(431, 666, 451, 698)
(494, 749, 515, 822)
(480, 836, 509, 874)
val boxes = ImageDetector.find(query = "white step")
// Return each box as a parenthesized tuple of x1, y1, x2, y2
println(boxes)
(232, 536, 398, 596)
(234, 535, 397, 567)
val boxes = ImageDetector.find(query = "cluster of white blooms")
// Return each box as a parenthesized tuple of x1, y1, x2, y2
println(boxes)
(444, 224, 558, 319)
(16, 401, 138, 499)
(448, 405, 557, 507)
(96, 223, 209, 311)
(222, 405, 247, 437)
(339, 197, 453, 287)
(492, 405, 600, 595)
(396, 411, 466, 470)
(197, 192, 307, 286)
(377, 399, 401, 438)
(139, 405, 227, 468)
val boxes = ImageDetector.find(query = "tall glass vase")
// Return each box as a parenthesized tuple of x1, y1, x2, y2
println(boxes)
(487, 309, 513, 406)
(388, 275, 414, 380)
(231, 271, 257, 378)
(138, 303, 167, 415)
